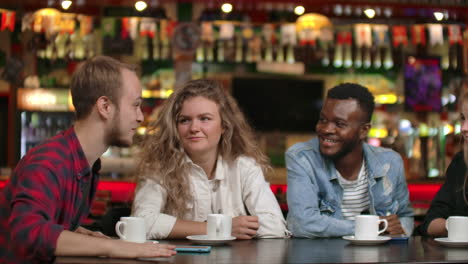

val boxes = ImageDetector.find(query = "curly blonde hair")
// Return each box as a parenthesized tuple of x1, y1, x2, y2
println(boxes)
(136, 79, 270, 218)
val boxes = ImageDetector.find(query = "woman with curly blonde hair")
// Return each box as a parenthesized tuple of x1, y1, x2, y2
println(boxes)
(133, 79, 288, 240)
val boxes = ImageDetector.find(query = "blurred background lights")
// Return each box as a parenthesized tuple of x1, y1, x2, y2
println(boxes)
(364, 8, 376, 18)
(135, 1, 147, 11)
(221, 3, 233, 13)
(433, 11, 444, 21)
(443, 124, 454, 136)
(334, 5, 343, 16)
(399, 119, 412, 134)
(455, 122, 461, 134)
(61, 0, 72, 10)
(384, 7, 392, 17)
(294, 5, 305, 16)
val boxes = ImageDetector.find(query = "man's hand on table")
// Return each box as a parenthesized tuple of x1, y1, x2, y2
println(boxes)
(380, 214, 406, 235)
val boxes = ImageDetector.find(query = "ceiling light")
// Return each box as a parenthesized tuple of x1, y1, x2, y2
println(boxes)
(294, 6, 305, 16)
(344, 5, 352, 15)
(364, 8, 376, 18)
(221, 3, 233, 13)
(334, 5, 343, 16)
(383, 7, 392, 17)
(354, 7, 362, 16)
(135, 1, 147, 12)
(61, 0, 72, 10)
(434, 11, 444, 21)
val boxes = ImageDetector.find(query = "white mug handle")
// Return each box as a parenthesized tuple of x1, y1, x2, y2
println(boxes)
(378, 219, 388, 235)
(115, 221, 127, 240)
(445, 218, 449, 231)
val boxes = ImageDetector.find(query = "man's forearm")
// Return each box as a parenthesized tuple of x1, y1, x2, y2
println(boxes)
(55, 230, 112, 257)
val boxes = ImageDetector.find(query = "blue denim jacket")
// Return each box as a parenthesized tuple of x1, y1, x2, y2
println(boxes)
(286, 137, 414, 238)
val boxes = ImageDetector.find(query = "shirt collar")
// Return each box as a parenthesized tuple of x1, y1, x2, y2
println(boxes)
(184, 154, 226, 181)
(362, 143, 387, 179)
(66, 126, 97, 180)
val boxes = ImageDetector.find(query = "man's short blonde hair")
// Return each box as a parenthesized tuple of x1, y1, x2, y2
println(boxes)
(70, 56, 136, 120)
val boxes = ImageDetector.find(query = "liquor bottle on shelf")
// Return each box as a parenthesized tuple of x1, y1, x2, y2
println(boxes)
(285, 44, 295, 64)
(354, 46, 362, 68)
(206, 42, 214, 62)
(383, 46, 393, 69)
(226, 38, 235, 62)
(235, 34, 243, 63)
(217, 40, 225, 62)
(450, 44, 458, 69)
(363, 46, 371, 69)
(441, 45, 450, 70)
(343, 44, 352, 68)
(264, 42, 273, 62)
(321, 43, 330, 67)
(276, 45, 284, 63)
(333, 44, 343, 68)
(161, 38, 170, 60)
(152, 32, 160, 60)
(245, 40, 253, 63)
(373, 47, 382, 69)
(196, 42, 205, 62)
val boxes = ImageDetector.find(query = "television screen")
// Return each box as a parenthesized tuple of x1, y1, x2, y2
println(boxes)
(404, 56, 442, 112)
(231, 76, 323, 132)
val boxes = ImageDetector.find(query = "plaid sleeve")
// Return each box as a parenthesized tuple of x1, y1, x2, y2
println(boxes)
(8, 164, 64, 262)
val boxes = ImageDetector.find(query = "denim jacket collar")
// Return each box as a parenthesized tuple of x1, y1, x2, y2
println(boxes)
(313, 139, 388, 181)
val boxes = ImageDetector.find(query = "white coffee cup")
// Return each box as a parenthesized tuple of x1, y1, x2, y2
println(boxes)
(207, 214, 232, 239)
(354, 215, 388, 240)
(446, 216, 468, 241)
(115, 216, 146, 243)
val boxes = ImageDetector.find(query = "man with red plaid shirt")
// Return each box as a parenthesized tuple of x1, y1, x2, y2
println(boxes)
(0, 56, 176, 263)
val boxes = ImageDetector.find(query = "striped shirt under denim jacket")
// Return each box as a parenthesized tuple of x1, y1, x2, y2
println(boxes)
(285, 137, 414, 238)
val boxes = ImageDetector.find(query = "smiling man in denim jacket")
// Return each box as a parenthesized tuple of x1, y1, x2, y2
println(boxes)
(286, 83, 413, 238)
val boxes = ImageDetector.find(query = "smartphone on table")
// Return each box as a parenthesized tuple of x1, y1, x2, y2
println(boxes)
(175, 245, 212, 253)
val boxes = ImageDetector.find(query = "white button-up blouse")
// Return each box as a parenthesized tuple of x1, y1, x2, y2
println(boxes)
(133, 155, 289, 239)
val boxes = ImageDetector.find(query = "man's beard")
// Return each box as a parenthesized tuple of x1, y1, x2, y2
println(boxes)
(107, 114, 132, 148)
(320, 136, 362, 161)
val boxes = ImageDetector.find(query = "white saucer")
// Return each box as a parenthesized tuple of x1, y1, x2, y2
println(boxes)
(342, 235, 391, 245)
(186, 235, 236, 245)
(434, 237, 468, 247)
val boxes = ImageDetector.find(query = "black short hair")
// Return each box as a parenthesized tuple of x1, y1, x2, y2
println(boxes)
(327, 83, 375, 122)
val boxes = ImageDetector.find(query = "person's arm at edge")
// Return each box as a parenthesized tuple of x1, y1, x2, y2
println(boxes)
(419, 154, 459, 236)
(167, 219, 207, 238)
(286, 151, 354, 238)
(392, 153, 414, 236)
(240, 158, 289, 238)
(427, 218, 447, 237)
(55, 230, 176, 258)
(133, 179, 207, 239)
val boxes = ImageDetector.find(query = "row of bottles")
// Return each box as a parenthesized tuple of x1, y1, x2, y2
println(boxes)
(193, 39, 462, 70)
(195, 39, 296, 64)
(134, 35, 172, 61)
(20, 111, 75, 157)
(36, 32, 98, 61)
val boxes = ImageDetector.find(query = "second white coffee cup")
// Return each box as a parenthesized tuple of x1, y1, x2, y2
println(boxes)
(446, 216, 468, 241)
(115, 216, 146, 243)
(354, 215, 388, 240)
(207, 214, 232, 239)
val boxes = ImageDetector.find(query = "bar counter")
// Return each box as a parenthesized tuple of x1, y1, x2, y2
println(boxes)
(56, 237, 468, 264)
